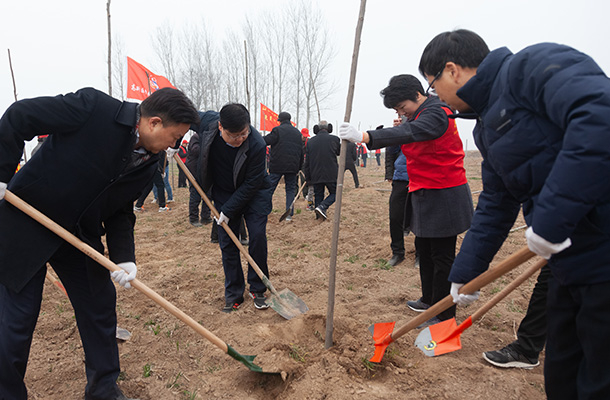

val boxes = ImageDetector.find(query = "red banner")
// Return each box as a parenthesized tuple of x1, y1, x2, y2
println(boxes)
(126, 57, 175, 101)
(260, 103, 280, 132)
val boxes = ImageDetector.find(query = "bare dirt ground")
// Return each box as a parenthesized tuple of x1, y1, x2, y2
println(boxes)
(25, 152, 546, 399)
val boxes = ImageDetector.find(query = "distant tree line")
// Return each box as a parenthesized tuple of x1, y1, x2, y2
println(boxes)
(111, 0, 336, 131)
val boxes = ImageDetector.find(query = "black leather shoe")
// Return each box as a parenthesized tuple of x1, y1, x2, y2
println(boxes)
(388, 254, 405, 266)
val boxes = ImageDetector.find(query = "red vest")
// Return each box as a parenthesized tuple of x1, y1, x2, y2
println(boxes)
(401, 106, 467, 192)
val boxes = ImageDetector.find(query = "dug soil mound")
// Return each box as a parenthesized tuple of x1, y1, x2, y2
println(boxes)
(26, 152, 545, 399)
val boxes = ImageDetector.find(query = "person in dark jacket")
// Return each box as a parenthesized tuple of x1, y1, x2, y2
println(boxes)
(385, 144, 409, 266)
(418, 29, 610, 399)
(344, 141, 360, 188)
(303, 120, 340, 220)
(0, 87, 198, 400)
(264, 111, 303, 221)
(192, 103, 273, 313)
(133, 149, 168, 212)
(339, 75, 473, 326)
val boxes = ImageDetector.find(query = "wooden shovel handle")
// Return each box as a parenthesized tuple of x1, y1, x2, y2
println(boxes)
(288, 179, 308, 211)
(173, 154, 278, 295)
(4, 190, 229, 353)
(391, 246, 538, 340)
(470, 258, 546, 322)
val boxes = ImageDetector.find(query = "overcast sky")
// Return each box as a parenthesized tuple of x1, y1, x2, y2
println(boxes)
(1, 0, 609, 152)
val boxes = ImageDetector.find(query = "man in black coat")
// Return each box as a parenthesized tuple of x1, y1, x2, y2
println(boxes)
(303, 120, 340, 220)
(264, 112, 303, 221)
(0, 87, 199, 400)
(192, 103, 273, 313)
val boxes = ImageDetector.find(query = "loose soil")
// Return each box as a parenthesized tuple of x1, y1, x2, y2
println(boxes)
(25, 152, 545, 399)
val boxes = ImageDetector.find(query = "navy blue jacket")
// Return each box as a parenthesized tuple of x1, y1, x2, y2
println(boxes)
(385, 145, 409, 182)
(450, 44, 610, 286)
(0, 88, 157, 291)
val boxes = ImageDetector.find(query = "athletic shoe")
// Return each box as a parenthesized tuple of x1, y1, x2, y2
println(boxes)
(133, 206, 143, 212)
(167, 199, 174, 203)
(158, 207, 170, 212)
(416, 316, 441, 329)
(315, 207, 327, 220)
(249, 292, 270, 310)
(150, 198, 157, 204)
(285, 216, 292, 222)
(222, 300, 242, 313)
(190, 220, 203, 227)
(239, 238, 249, 246)
(483, 344, 540, 369)
(407, 298, 431, 312)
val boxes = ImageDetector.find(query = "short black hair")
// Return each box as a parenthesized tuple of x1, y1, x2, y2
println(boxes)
(418, 29, 490, 77)
(140, 88, 199, 126)
(380, 74, 425, 108)
(219, 103, 250, 133)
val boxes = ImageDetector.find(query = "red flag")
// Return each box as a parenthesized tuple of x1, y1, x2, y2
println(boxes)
(260, 103, 280, 132)
(126, 57, 175, 101)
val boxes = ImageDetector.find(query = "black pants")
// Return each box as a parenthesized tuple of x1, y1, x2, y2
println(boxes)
(313, 182, 337, 212)
(415, 235, 457, 321)
(545, 276, 610, 399)
(0, 244, 122, 399)
(188, 184, 211, 223)
(389, 180, 408, 257)
(178, 167, 187, 188)
(512, 263, 550, 358)
(135, 170, 165, 208)
(344, 161, 360, 188)
(211, 216, 247, 242)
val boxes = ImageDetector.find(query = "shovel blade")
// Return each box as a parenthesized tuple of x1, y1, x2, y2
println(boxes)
(266, 288, 309, 320)
(226, 344, 281, 375)
(278, 209, 290, 222)
(414, 317, 473, 357)
(368, 321, 396, 363)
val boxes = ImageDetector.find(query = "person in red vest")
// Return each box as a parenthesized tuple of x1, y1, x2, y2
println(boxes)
(375, 148, 381, 166)
(339, 74, 473, 327)
(177, 139, 189, 188)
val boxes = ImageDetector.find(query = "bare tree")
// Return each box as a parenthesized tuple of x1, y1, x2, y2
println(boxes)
(111, 34, 126, 100)
(106, 0, 112, 96)
(151, 21, 178, 85)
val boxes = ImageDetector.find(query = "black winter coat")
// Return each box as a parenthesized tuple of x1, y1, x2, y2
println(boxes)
(0, 88, 157, 292)
(263, 121, 303, 174)
(303, 130, 340, 184)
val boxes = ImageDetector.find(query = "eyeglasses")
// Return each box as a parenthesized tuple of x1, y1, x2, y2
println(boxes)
(224, 127, 251, 140)
(425, 65, 445, 96)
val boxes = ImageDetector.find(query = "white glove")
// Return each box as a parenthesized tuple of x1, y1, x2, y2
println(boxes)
(111, 262, 137, 289)
(0, 182, 6, 200)
(214, 212, 229, 226)
(166, 147, 178, 159)
(450, 282, 480, 306)
(338, 122, 363, 143)
(525, 227, 571, 260)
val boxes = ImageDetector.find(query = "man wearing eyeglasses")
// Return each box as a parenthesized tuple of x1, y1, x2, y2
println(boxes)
(418, 29, 610, 399)
(338, 74, 473, 328)
(191, 103, 273, 313)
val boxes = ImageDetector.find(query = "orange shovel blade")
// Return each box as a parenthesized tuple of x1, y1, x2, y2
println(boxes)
(414, 317, 473, 357)
(368, 321, 396, 363)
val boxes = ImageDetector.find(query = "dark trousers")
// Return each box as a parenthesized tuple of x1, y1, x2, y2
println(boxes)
(415, 235, 457, 321)
(216, 207, 268, 304)
(376, 154, 381, 166)
(269, 172, 297, 217)
(0, 244, 121, 400)
(188, 184, 211, 223)
(362, 155, 367, 167)
(178, 167, 187, 188)
(545, 276, 610, 400)
(135, 170, 165, 208)
(512, 264, 550, 358)
(211, 216, 247, 242)
(313, 182, 337, 212)
(344, 161, 360, 188)
(389, 180, 408, 257)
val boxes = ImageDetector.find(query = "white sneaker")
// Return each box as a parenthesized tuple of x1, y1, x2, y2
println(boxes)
(158, 207, 169, 212)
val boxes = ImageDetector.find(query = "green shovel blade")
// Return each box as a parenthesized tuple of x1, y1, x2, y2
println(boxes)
(226, 344, 280, 375)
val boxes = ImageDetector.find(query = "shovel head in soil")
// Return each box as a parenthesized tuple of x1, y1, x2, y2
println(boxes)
(414, 317, 472, 357)
(266, 288, 310, 320)
(226, 344, 279, 374)
(368, 322, 396, 363)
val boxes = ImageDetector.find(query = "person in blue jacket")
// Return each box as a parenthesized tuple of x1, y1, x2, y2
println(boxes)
(419, 29, 610, 399)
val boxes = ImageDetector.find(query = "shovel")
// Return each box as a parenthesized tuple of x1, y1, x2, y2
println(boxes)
(4, 190, 278, 374)
(278, 180, 307, 222)
(415, 258, 547, 357)
(173, 155, 309, 320)
(368, 246, 538, 362)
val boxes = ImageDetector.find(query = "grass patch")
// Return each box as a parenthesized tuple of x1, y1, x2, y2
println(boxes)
(289, 344, 309, 363)
(372, 258, 394, 271)
(344, 254, 360, 263)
